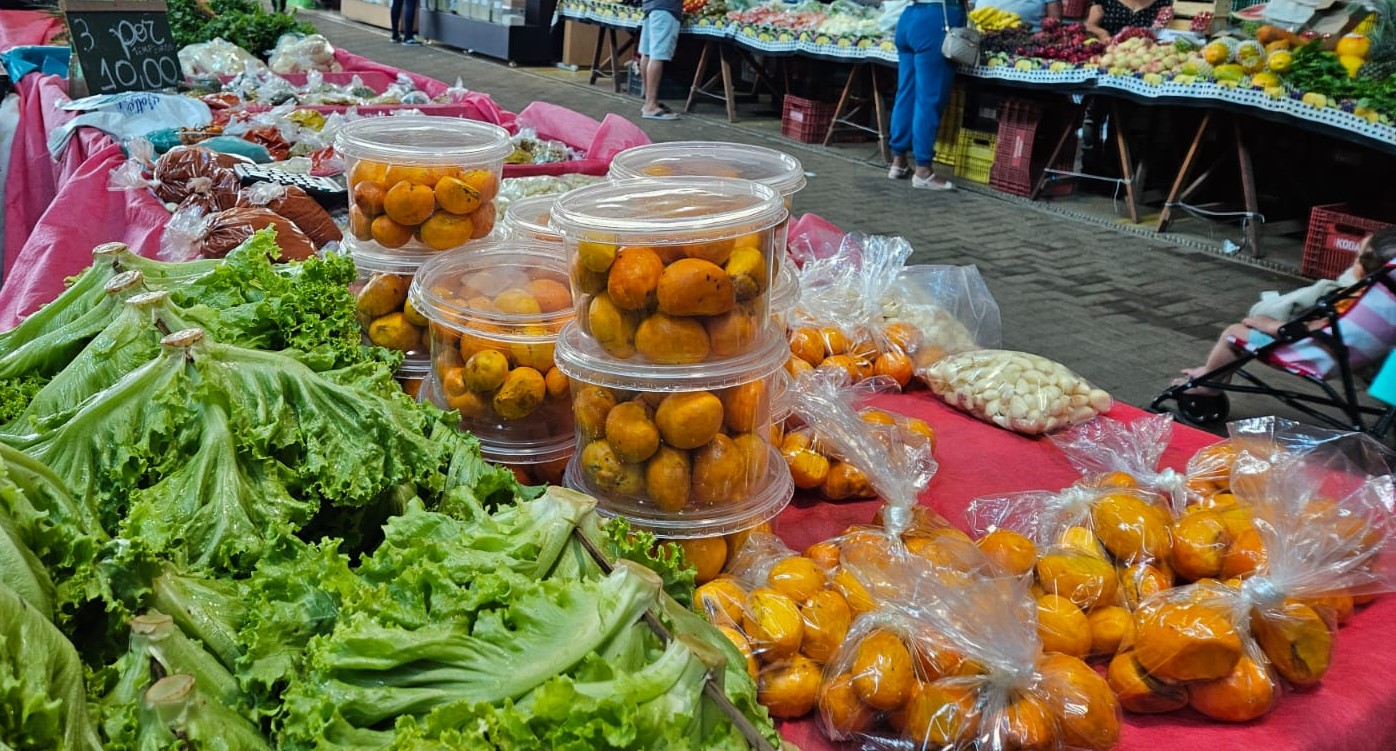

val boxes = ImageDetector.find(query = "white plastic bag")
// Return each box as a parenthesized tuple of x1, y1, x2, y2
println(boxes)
(1049, 413, 1190, 509)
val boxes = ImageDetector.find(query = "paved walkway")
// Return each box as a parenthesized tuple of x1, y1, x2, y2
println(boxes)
(310, 11, 1331, 425)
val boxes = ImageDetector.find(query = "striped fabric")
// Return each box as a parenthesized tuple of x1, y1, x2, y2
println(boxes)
(1229, 262, 1396, 380)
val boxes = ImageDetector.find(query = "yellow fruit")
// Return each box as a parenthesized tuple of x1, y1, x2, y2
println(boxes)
(1335, 33, 1369, 59)
(768, 557, 826, 603)
(1203, 41, 1231, 66)
(1266, 49, 1292, 73)
(1250, 71, 1281, 88)
(850, 630, 914, 711)
(677, 536, 727, 585)
(694, 577, 747, 627)
(1037, 594, 1093, 658)
(1339, 54, 1365, 78)
(744, 588, 804, 659)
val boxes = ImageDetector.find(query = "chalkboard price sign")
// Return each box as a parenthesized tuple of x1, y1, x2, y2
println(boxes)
(61, 0, 184, 94)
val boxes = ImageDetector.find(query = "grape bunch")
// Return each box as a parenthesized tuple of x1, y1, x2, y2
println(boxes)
(983, 19, 1099, 64)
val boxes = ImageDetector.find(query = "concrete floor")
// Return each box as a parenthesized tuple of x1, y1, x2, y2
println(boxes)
(308, 10, 1390, 433)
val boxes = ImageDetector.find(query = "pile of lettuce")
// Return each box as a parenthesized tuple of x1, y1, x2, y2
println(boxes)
(0, 232, 777, 750)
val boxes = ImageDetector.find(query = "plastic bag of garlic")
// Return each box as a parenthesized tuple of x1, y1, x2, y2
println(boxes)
(921, 350, 1113, 435)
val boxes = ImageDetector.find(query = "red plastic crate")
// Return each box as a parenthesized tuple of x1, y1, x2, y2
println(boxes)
(989, 98, 1075, 198)
(782, 95, 837, 144)
(1301, 204, 1395, 279)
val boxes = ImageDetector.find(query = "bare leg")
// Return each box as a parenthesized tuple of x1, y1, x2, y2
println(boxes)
(643, 58, 664, 115)
(1175, 322, 1251, 394)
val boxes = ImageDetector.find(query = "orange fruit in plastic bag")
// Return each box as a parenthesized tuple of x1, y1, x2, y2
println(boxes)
(678, 536, 728, 585)
(1221, 527, 1267, 580)
(789, 327, 825, 366)
(635, 313, 711, 364)
(820, 672, 877, 736)
(1090, 492, 1173, 563)
(976, 529, 1038, 577)
(1036, 552, 1118, 611)
(805, 540, 841, 569)
(1306, 593, 1355, 626)
(1088, 606, 1135, 655)
(1188, 655, 1275, 722)
(1171, 510, 1232, 581)
(783, 447, 831, 490)
(655, 391, 724, 450)
(874, 351, 914, 388)
(657, 258, 736, 317)
(725, 523, 772, 560)
(573, 385, 616, 440)
(759, 656, 821, 718)
(1119, 562, 1173, 610)
(859, 409, 895, 426)
(1058, 526, 1110, 560)
(821, 462, 873, 501)
(769, 556, 826, 603)
(902, 417, 937, 452)
(1001, 693, 1057, 751)
(383, 181, 436, 226)
(851, 630, 915, 711)
(902, 681, 980, 746)
(607, 246, 664, 311)
(1037, 594, 1093, 658)
(744, 588, 804, 660)
(694, 576, 747, 627)
(818, 354, 864, 382)
(799, 589, 851, 663)
(1133, 601, 1242, 683)
(882, 321, 924, 355)
(832, 568, 877, 616)
(1251, 601, 1333, 688)
(716, 624, 760, 681)
(1106, 651, 1189, 714)
(720, 381, 765, 434)
(1094, 471, 1140, 489)
(1038, 653, 1120, 750)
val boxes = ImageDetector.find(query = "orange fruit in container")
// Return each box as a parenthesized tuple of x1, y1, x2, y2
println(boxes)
(635, 313, 711, 364)
(677, 536, 727, 585)
(691, 434, 746, 504)
(645, 446, 692, 513)
(657, 258, 737, 317)
(654, 392, 724, 450)
(382, 181, 435, 226)
(607, 246, 665, 310)
(434, 175, 483, 215)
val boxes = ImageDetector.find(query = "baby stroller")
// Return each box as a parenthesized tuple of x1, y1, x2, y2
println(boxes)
(1151, 260, 1396, 439)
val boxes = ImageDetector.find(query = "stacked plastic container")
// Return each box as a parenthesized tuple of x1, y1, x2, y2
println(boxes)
(550, 177, 794, 542)
(335, 116, 514, 389)
(498, 194, 563, 246)
(409, 241, 577, 484)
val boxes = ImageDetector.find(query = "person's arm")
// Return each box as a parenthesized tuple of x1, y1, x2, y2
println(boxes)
(1085, 5, 1111, 41)
(1045, 0, 1062, 20)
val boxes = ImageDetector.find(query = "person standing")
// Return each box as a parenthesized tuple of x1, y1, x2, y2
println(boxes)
(390, 0, 421, 45)
(887, 0, 963, 190)
(638, 0, 682, 120)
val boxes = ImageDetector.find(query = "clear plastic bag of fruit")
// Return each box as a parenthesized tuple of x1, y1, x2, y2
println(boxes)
(881, 262, 1001, 369)
(1048, 413, 1192, 510)
(821, 568, 1123, 750)
(1116, 451, 1396, 723)
(919, 349, 1113, 435)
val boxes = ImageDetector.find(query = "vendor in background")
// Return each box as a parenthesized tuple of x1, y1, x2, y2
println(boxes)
(972, 0, 1061, 32)
(1085, 0, 1172, 42)
(638, 0, 683, 120)
(886, 0, 965, 191)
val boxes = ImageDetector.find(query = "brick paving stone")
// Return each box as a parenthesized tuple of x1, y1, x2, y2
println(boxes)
(309, 12, 1361, 430)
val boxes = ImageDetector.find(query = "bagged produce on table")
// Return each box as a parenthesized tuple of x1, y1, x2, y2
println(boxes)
(178, 38, 261, 77)
(1117, 446, 1396, 721)
(234, 182, 341, 248)
(162, 205, 316, 262)
(1049, 413, 1192, 508)
(151, 146, 243, 213)
(821, 564, 1121, 750)
(777, 370, 936, 501)
(921, 350, 1112, 435)
(881, 263, 1001, 367)
(267, 33, 339, 75)
(968, 481, 1174, 660)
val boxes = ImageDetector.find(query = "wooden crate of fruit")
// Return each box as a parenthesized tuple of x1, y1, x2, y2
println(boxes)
(1165, 0, 1232, 34)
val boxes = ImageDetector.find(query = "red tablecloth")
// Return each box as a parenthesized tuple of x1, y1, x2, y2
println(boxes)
(0, 10, 64, 51)
(768, 392, 1396, 751)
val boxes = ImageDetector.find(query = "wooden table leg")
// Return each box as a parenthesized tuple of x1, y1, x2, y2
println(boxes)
(871, 65, 889, 163)
(1157, 110, 1211, 233)
(686, 40, 712, 113)
(719, 44, 737, 123)
(1234, 116, 1262, 257)
(823, 64, 861, 148)
(1111, 102, 1140, 225)
(609, 28, 623, 93)
(588, 24, 606, 86)
(1031, 101, 1083, 200)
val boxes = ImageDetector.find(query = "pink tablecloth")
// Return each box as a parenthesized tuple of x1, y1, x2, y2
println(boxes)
(768, 393, 1396, 751)
(0, 10, 64, 51)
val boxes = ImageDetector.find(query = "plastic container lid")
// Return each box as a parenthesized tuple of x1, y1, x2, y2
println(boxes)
(500, 194, 562, 241)
(550, 177, 787, 246)
(396, 358, 432, 379)
(565, 443, 794, 538)
(334, 115, 514, 165)
(408, 240, 573, 336)
(771, 258, 800, 314)
(554, 321, 788, 390)
(608, 141, 807, 198)
(343, 237, 436, 274)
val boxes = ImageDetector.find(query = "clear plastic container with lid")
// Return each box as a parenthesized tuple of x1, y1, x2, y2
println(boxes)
(336, 116, 513, 254)
(482, 436, 575, 486)
(555, 322, 793, 538)
(347, 240, 433, 365)
(607, 141, 807, 211)
(770, 259, 800, 330)
(550, 177, 789, 366)
(499, 194, 562, 245)
(408, 241, 575, 446)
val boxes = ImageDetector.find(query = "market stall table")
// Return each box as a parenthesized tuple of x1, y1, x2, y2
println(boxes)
(765, 389, 1396, 751)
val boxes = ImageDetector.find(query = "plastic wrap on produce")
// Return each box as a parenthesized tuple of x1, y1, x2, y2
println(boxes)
(884, 262, 1001, 359)
(268, 33, 340, 75)
(163, 206, 315, 262)
(178, 38, 261, 77)
(921, 349, 1112, 435)
(1049, 413, 1190, 509)
(234, 182, 341, 248)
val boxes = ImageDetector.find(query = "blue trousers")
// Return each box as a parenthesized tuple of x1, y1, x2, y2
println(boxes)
(889, 3, 962, 167)
(391, 0, 418, 40)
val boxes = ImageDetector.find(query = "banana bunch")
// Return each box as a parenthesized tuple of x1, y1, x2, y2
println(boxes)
(970, 6, 1023, 31)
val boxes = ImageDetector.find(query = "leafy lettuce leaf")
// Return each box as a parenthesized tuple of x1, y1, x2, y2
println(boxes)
(0, 582, 102, 751)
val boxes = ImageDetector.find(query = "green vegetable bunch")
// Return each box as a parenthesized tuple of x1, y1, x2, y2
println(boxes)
(1284, 43, 1396, 120)
(168, 0, 317, 57)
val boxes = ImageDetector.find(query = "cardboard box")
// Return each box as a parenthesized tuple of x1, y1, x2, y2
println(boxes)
(561, 20, 634, 67)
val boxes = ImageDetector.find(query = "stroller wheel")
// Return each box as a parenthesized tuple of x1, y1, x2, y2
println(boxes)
(1177, 393, 1230, 424)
